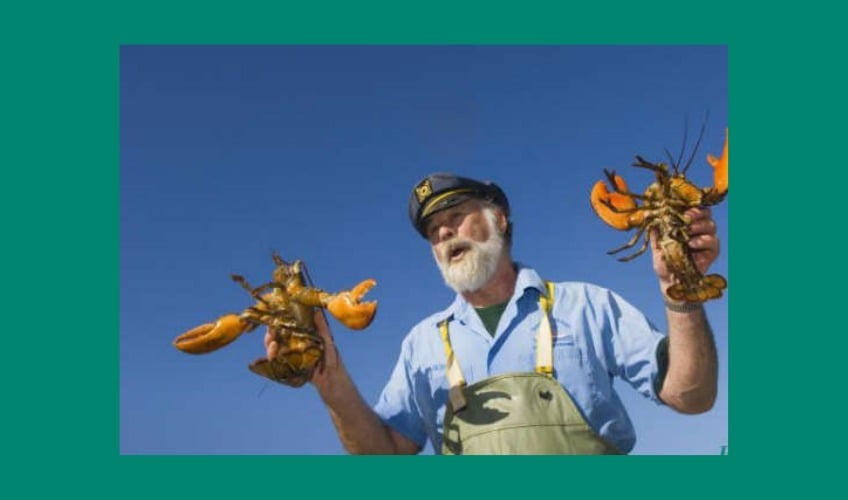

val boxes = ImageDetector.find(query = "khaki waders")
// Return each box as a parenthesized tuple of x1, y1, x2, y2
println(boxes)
(439, 282, 621, 455)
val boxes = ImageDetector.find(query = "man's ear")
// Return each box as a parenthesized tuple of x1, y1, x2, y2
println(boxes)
(497, 209, 508, 234)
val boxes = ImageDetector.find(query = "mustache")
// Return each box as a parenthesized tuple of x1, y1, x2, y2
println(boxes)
(435, 238, 473, 262)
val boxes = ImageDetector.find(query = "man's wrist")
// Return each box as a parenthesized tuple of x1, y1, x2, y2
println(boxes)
(663, 297, 704, 313)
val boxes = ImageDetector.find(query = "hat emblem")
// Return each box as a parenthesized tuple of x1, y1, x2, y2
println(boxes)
(415, 179, 432, 203)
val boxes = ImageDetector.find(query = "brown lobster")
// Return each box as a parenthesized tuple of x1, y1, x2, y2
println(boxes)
(589, 128, 728, 303)
(173, 252, 377, 387)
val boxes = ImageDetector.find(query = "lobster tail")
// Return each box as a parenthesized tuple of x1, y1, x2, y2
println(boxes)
(665, 274, 727, 303)
(248, 331, 325, 387)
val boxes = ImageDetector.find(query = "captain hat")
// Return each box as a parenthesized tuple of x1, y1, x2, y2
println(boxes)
(408, 172, 509, 238)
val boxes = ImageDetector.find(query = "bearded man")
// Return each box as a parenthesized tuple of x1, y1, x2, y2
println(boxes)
(265, 173, 721, 454)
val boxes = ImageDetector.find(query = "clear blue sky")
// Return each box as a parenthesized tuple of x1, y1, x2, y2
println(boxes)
(120, 45, 728, 455)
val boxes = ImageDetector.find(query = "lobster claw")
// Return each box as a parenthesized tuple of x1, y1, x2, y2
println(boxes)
(706, 128, 728, 198)
(325, 279, 377, 330)
(590, 174, 643, 230)
(173, 314, 250, 354)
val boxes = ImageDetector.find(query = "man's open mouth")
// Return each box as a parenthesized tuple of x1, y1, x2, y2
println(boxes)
(448, 243, 470, 263)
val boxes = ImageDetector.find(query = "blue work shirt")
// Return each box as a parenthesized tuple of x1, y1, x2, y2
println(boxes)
(374, 264, 666, 453)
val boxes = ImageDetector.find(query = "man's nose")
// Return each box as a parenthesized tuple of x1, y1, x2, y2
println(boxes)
(437, 224, 455, 242)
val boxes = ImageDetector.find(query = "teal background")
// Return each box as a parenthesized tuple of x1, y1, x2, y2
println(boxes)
(3, 0, 832, 496)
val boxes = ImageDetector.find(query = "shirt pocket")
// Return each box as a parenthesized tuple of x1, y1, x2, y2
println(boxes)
(553, 332, 578, 347)
(527, 319, 581, 363)
(554, 336, 583, 368)
(552, 321, 581, 360)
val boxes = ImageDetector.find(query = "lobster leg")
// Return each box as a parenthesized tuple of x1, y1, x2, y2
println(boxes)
(603, 169, 654, 201)
(632, 156, 667, 174)
(271, 251, 288, 267)
(231, 274, 282, 307)
(600, 199, 648, 217)
(607, 224, 648, 255)
(616, 233, 652, 262)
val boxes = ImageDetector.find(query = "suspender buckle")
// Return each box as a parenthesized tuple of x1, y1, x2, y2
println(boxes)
(449, 384, 467, 411)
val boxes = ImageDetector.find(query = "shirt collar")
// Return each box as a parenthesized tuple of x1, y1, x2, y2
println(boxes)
(429, 262, 546, 327)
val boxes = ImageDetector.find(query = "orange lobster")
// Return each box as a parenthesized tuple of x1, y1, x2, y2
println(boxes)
(589, 128, 728, 303)
(173, 252, 377, 387)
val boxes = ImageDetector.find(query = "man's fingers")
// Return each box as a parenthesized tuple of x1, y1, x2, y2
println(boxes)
(264, 328, 281, 360)
(684, 207, 712, 222)
(267, 340, 279, 361)
(649, 229, 660, 251)
(688, 234, 717, 251)
(688, 218, 717, 237)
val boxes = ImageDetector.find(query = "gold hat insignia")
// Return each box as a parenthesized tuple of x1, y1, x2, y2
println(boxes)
(415, 179, 432, 203)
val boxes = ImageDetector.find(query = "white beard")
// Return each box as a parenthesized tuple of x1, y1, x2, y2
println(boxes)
(432, 208, 505, 293)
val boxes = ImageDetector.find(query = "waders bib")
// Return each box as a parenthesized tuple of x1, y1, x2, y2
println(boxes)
(440, 282, 621, 455)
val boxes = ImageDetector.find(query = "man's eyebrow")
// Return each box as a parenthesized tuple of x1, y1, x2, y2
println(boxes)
(424, 217, 439, 233)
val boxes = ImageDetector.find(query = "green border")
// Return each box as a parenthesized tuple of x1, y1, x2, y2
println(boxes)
(4, 0, 810, 496)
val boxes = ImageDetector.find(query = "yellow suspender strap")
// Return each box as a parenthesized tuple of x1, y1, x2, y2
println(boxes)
(439, 319, 467, 411)
(535, 280, 555, 377)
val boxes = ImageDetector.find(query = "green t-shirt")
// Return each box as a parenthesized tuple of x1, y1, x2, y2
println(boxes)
(475, 301, 509, 336)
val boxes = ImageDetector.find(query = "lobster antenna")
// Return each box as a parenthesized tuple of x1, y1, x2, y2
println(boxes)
(664, 148, 677, 169)
(673, 117, 689, 174)
(682, 112, 710, 176)
(271, 249, 289, 267)
(301, 260, 314, 287)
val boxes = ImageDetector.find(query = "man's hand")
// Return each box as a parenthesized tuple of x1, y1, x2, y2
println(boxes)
(307, 310, 341, 392)
(263, 310, 341, 396)
(651, 207, 721, 287)
(263, 311, 419, 454)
